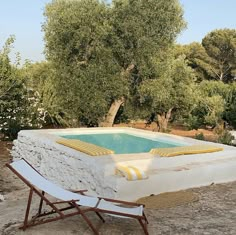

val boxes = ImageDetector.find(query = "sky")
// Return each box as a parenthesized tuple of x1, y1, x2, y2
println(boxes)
(0, 0, 236, 64)
(177, 0, 236, 44)
(0, 0, 51, 64)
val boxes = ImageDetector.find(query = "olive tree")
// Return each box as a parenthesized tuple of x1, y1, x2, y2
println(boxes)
(43, 0, 186, 127)
(101, 0, 186, 126)
(187, 81, 229, 130)
(43, 0, 127, 126)
(138, 55, 196, 132)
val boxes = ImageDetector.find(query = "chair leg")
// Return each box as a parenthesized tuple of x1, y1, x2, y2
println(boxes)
(73, 202, 99, 234)
(95, 212, 105, 223)
(20, 188, 34, 230)
(143, 212, 149, 224)
(81, 212, 99, 235)
(138, 218, 149, 235)
(38, 191, 45, 215)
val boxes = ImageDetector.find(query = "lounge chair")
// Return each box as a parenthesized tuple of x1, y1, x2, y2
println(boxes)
(6, 159, 149, 234)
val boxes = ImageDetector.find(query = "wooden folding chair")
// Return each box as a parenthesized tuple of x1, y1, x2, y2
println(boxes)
(6, 159, 149, 234)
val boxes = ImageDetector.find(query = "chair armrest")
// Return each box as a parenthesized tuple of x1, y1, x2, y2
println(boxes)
(71, 189, 88, 195)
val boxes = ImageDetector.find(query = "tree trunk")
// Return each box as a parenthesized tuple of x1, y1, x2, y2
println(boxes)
(100, 63, 135, 127)
(99, 98, 125, 127)
(156, 108, 173, 132)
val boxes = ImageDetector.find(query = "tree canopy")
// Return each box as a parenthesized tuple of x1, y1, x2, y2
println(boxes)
(43, 0, 186, 126)
(202, 29, 236, 82)
(139, 55, 196, 131)
(177, 29, 236, 83)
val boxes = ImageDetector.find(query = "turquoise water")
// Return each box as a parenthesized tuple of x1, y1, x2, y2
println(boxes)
(61, 133, 181, 154)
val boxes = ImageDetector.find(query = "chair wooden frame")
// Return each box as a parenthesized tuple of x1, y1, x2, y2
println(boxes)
(6, 159, 149, 235)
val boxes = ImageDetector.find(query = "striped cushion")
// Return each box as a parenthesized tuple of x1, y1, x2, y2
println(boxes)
(56, 138, 114, 156)
(150, 145, 223, 157)
(115, 165, 148, 181)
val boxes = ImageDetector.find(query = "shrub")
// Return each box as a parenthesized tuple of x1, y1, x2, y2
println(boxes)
(186, 115, 202, 130)
(217, 130, 234, 145)
(0, 90, 47, 140)
(0, 37, 47, 140)
(195, 132, 205, 140)
(224, 83, 236, 129)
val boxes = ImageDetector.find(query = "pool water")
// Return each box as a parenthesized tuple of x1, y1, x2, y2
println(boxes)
(61, 133, 181, 154)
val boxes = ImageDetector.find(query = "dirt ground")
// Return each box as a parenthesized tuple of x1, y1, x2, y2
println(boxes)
(0, 128, 236, 235)
(114, 122, 218, 142)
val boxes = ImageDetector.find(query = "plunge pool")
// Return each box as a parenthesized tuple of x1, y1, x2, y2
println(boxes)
(60, 133, 182, 154)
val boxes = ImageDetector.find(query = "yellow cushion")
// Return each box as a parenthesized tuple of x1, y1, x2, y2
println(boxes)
(150, 145, 223, 157)
(56, 138, 114, 156)
(115, 165, 148, 181)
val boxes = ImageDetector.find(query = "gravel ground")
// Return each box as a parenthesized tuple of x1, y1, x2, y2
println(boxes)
(0, 140, 236, 235)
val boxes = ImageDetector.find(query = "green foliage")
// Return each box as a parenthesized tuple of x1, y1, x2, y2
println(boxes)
(189, 93, 225, 129)
(43, 0, 186, 126)
(198, 80, 230, 98)
(140, 55, 196, 111)
(176, 29, 236, 83)
(217, 130, 234, 145)
(195, 132, 205, 140)
(138, 55, 196, 131)
(0, 36, 26, 139)
(224, 83, 236, 129)
(213, 123, 234, 146)
(22, 61, 68, 126)
(110, 0, 185, 70)
(202, 96, 225, 126)
(202, 29, 236, 82)
(186, 115, 202, 130)
(187, 81, 230, 130)
(43, 0, 127, 126)
(0, 37, 45, 140)
(174, 43, 212, 82)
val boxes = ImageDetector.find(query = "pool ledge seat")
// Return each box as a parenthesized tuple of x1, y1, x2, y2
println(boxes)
(150, 145, 224, 157)
(56, 138, 114, 156)
(115, 165, 148, 181)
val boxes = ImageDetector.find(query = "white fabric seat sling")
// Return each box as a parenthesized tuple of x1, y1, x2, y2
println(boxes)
(6, 159, 149, 235)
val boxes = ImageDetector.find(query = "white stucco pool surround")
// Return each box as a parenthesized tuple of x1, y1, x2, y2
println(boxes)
(11, 127, 236, 201)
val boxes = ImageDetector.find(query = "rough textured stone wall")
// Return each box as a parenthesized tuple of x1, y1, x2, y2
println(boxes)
(11, 128, 236, 201)
(11, 131, 118, 198)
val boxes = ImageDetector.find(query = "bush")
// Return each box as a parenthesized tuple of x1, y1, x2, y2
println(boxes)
(186, 115, 202, 130)
(0, 91, 47, 140)
(217, 130, 234, 145)
(195, 132, 205, 140)
(224, 83, 236, 129)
